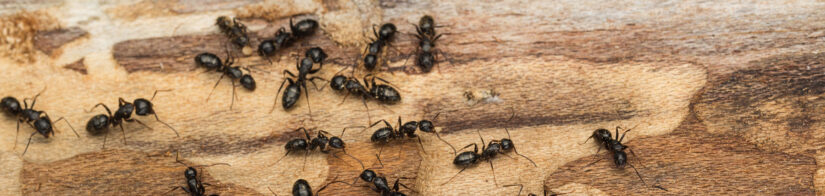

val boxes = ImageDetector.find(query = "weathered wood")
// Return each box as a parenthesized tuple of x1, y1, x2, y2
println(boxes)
(2, 0, 825, 196)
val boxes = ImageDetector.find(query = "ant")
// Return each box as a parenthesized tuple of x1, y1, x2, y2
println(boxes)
(399, 112, 457, 155)
(442, 128, 537, 186)
(583, 126, 649, 188)
(273, 127, 363, 170)
(347, 152, 416, 196)
(329, 68, 401, 123)
(1, 89, 78, 156)
(404, 15, 452, 73)
(287, 175, 348, 196)
(367, 116, 432, 156)
(84, 90, 181, 149)
(167, 152, 230, 196)
(271, 51, 327, 118)
(362, 23, 398, 71)
(258, 17, 318, 64)
(194, 46, 256, 110)
(503, 182, 554, 196)
(216, 16, 250, 49)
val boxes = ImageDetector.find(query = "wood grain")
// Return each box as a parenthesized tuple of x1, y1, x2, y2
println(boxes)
(1, 0, 825, 196)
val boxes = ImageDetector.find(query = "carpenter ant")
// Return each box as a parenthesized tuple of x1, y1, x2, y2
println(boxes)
(273, 127, 364, 170)
(399, 112, 457, 155)
(258, 27, 294, 64)
(216, 16, 250, 49)
(584, 126, 650, 188)
(362, 23, 398, 71)
(442, 128, 537, 186)
(84, 91, 182, 149)
(167, 152, 230, 196)
(195, 46, 256, 110)
(367, 116, 428, 155)
(364, 74, 401, 104)
(290, 17, 319, 38)
(404, 15, 453, 73)
(503, 183, 554, 196)
(271, 54, 326, 118)
(290, 175, 348, 196)
(2, 89, 78, 156)
(349, 152, 416, 196)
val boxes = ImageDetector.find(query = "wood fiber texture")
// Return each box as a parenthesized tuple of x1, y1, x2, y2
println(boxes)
(0, 0, 824, 195)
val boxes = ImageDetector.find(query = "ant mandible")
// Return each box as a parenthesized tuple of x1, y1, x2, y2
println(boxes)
(2, 88, 78, 156)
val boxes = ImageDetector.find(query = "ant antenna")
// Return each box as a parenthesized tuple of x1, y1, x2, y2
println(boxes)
(503, 184, 525, 196)
(267, 186, 278, 196)
(430, 111, 457, 156)
(505, 128, 537, 167)
(628, 163, 647, 186)
(175, 151, 231, 168)
(315, 175, 347, 195)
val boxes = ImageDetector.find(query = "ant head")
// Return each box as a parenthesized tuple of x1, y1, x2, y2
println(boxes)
(1, 96, 21, 116)
(419, 15, 435, 28)
(240, 74, 256, 90)
(292, 179, 312, 196)
(360, 169, 377, 182)
(594, 128, 612, 142)
(500, 138, 514, 151)
(33, 118, 53, 137)
(216, 16, 231, 27)
(85, 114, 110, 135)
(291, 18, 319, 37)
(184, 167, 198, 179)
(330, 75, 347, 91)
(305, 47, 327, 63)
(258, 40, 276, 56)
(378, 23, 397, 40)
(133, 98, 154, 116)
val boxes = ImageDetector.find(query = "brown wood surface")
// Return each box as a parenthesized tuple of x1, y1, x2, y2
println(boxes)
(0, 0, 824, 195)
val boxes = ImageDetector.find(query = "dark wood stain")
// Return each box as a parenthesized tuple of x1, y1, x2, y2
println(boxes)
(62, 58, 86, 74)
(33, 27, 87, 56)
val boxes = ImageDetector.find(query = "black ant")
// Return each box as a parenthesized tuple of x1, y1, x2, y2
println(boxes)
(367, 116, 431, 155)
(287, 175, 349, 196)
(404, 15, 452, 73)
(84, 90, 181, 149)
(346, 152, 416, 196)
(273, 127, 363, 170)
(362, 23, 398, 71)
(329, 68, 401, 123)
(216, 16, 250, 49)
(1, 89, 78, 156)
(194, 46, 256, 110)
(259, 27, 294, 64)
(503, 182, 554, 196)
(583, 126, 649, 187)
(167, 152, 230, 196)
(257, 17, 318, 64)
(271, 52, 327, 118)
(443, 128, 537, 186)
(399, 112, 457, 155)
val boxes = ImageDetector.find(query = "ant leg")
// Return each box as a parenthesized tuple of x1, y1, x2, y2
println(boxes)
(21, 132, 38, 156)
(118, 124, 128, 145)
(152, 113, 180, 137)
(307, 77, 328, 91)
(315, 175, 347, 195)
(126, 118, 154, 130)
(271, 151, 291, 167)
(584, 155, 605, 168)
(270, 77, 293, 113)
(340, 150, 365, 170)
(476, 129, 487, 150)
(489, 159, 498, 186)
(627, 163, 648, 186)
(205, 74, 227, 103)
(301, 150, 309, 171)
(101, 131, 109, 149)
(441, 167, 467, 185)
(502, 184, 525, 196)
(374, 151, 385, 169)
(51, 116, 79, 137)
(619, 126, 632, 143)
(300, 82, 314, 121)
(150, 89, 172, 101)
(229, 79, 237, 110)
(24, 87, 46, 109)
(416, 136, 428, 155)
(505, 128, 537, 167)
(13, 119, 21, 149)
(369, 119, 393, 129)
(628, 147, 646, 168)
(338, 92, 351, 105)
(85, 103, 113, 116)
(457, 143, 478, 152)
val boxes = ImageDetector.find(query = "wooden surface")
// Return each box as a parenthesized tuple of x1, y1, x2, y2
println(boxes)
(0, 0, 824, 195)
